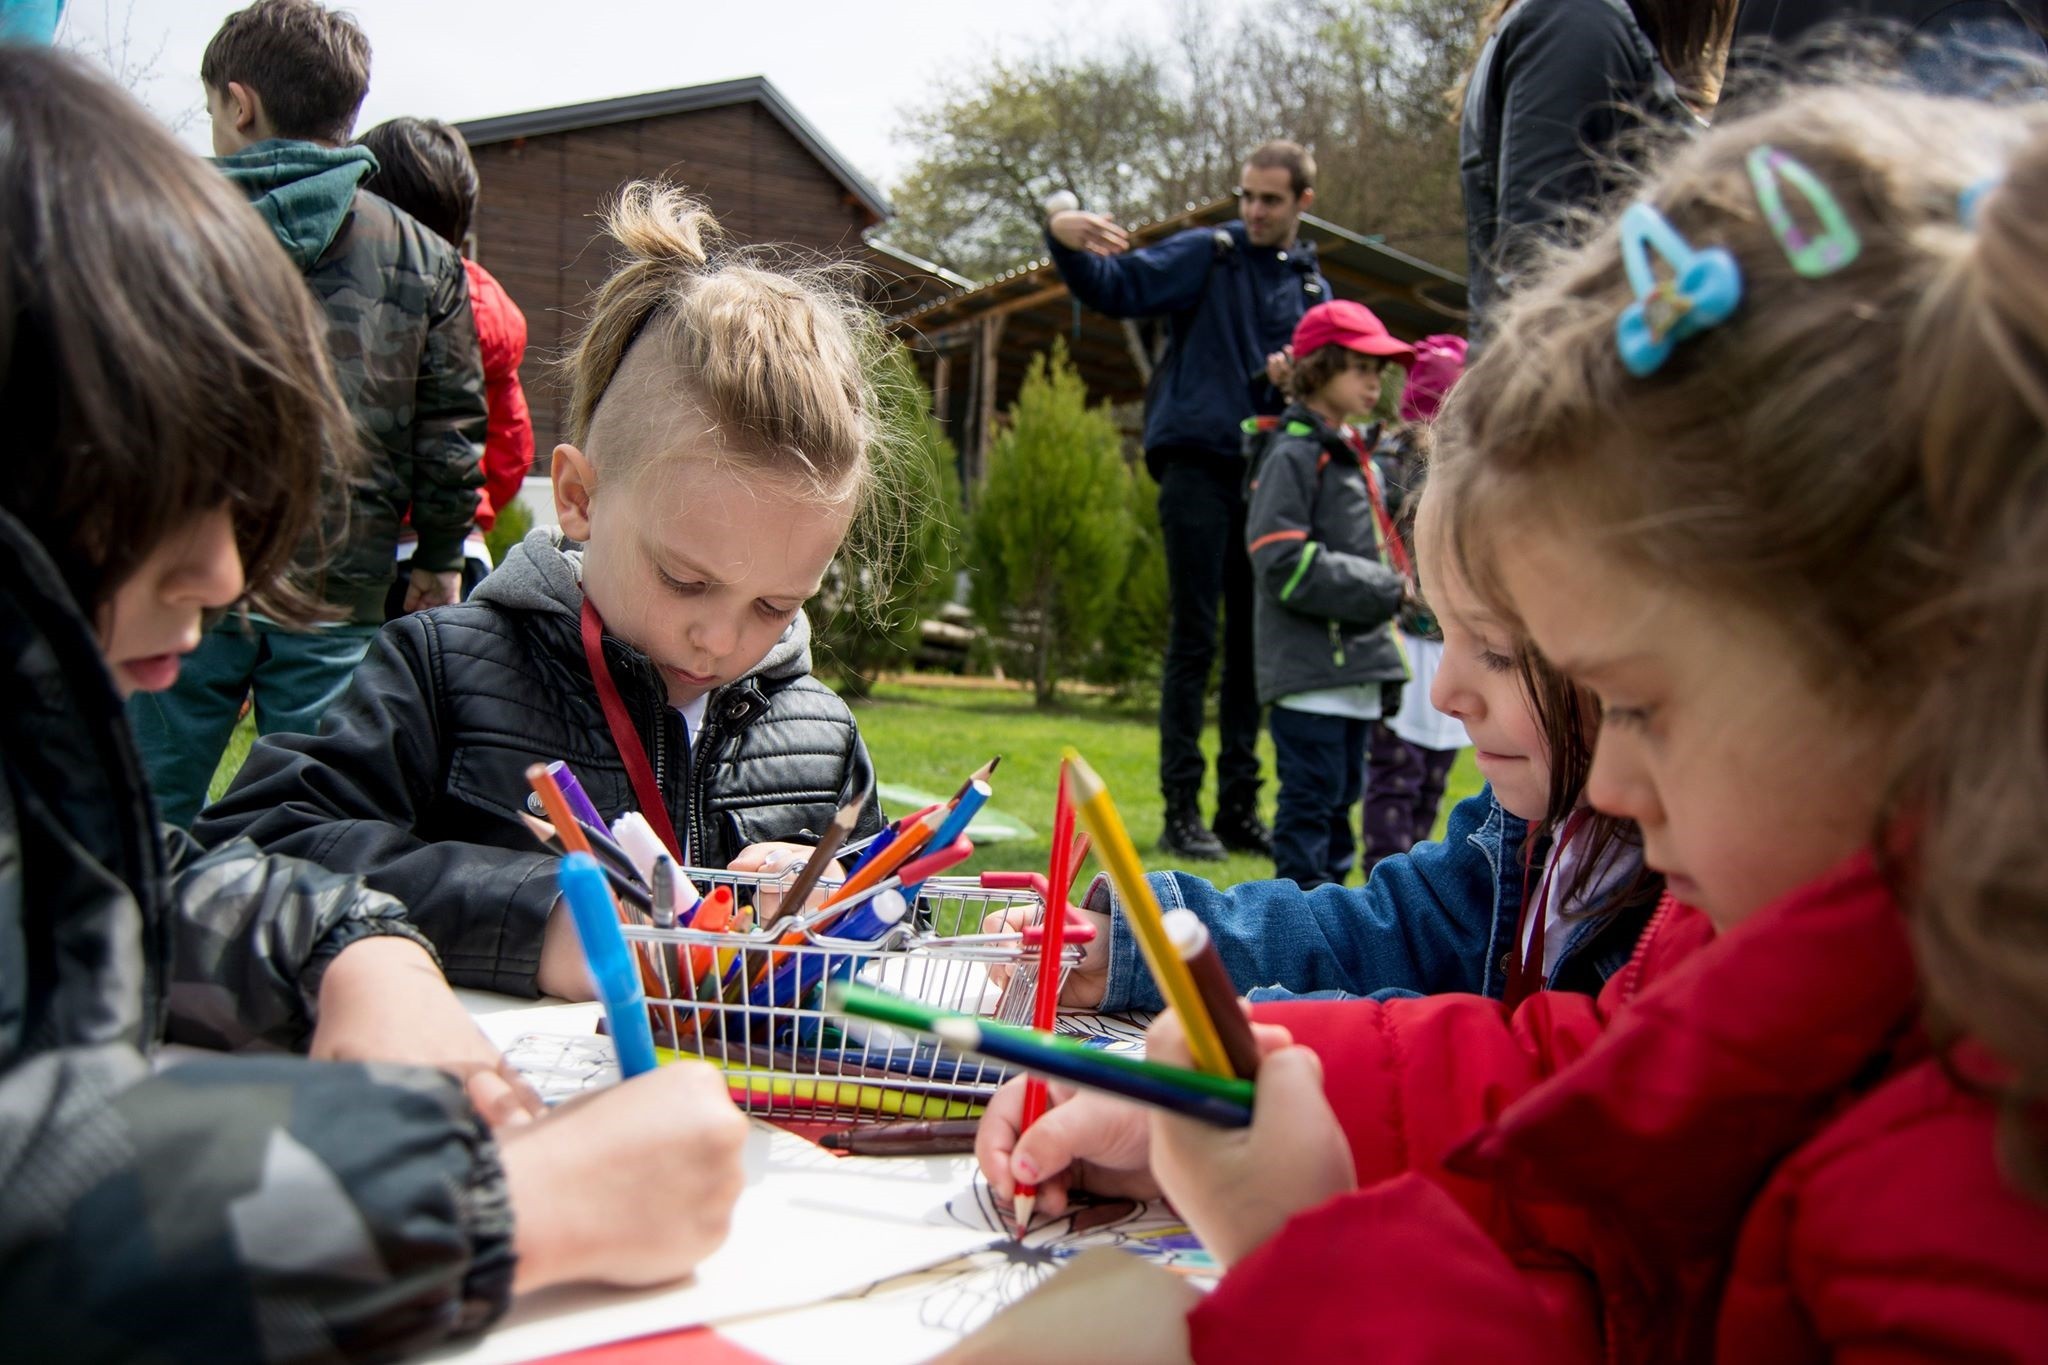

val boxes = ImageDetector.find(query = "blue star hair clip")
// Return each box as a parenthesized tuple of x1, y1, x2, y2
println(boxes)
(1615, 202, 1743, 378)
(1748, 146, 1861, 278)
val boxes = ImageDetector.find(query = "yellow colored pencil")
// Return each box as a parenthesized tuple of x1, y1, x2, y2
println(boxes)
(1062, 750, 1233, 1077)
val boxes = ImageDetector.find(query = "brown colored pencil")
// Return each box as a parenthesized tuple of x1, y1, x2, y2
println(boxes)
(1162, 908, 1262, 1080)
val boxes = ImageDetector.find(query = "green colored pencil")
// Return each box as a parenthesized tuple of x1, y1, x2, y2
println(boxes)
(828, 983, 1256, 1109)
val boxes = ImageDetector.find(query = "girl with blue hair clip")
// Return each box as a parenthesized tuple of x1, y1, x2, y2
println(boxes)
(950, 82, 2048, 1364)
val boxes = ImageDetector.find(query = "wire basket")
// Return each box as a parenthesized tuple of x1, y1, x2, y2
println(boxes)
(620, 867, 1084, 1125)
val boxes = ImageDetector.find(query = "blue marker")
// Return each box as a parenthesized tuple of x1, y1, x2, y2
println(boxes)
(751, 888, 909, 1012)
(558, 852, 658, 1078)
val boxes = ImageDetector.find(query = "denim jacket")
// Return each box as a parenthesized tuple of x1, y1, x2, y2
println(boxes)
(1098, 785, 1651, 1011)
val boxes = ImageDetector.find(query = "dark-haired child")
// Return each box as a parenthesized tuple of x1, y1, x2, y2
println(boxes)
(130, 0, 487, 826)
(1246, 300, 1414, 888)
(357, 114, 535, 603)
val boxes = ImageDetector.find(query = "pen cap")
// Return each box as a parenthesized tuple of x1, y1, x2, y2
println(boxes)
(546, 760, 608, 833)
(609, 810, 668, 884)
(558, 853, 642, 1001)
(1162, 908, 1212, 958)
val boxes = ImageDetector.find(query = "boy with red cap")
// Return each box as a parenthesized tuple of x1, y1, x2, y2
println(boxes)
(1245, 301, 1416, 888)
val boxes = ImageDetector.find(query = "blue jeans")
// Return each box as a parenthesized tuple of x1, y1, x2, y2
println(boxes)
(128, 618, 378, 827)
(1268, 707, 1368, 889)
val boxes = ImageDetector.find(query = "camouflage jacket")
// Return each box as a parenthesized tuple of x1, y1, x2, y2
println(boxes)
(221, 141, 486, 623)
(0, 508, 514, 1360)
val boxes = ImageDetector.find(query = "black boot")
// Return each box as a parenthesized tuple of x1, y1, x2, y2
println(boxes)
(1158, 797, 1226, 861)
(1212, 799, 1273, 858)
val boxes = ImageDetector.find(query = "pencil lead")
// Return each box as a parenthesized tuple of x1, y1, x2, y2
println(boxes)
(970, 754, 1002, 784)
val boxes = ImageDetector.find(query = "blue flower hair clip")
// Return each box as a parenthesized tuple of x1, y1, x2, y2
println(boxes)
(1959, 175, 2000, 229)
(1615, 202, 1743, 378)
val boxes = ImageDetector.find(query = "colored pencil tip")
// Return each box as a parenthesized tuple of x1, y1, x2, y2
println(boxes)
(1012, 1192, 1036, 1237)
(971, 754, 1002, 783)
(832, 796, 863, 831)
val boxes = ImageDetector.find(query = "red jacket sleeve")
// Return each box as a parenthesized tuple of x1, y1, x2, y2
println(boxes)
(1189, 1174, 1595, 1363)
(463, 260, 533, 532)
(1247, 901, 1709, 1228)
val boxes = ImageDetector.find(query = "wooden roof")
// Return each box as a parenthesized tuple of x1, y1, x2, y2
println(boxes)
(455, 75, 891, 225)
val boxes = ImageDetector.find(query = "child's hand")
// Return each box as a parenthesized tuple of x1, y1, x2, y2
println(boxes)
(499, 1061, 749, 1290)
(979, 904, 1111, 1007)
(729, 841, 839, 923)
(1265, 346, 1295, 388)
(402, 567, 462, 613)
(536, 897, 598, 1001)
(1145, 1011, 1355, 1268)
(310, 935, 545, 1127)
(975, 1074, 1160, 1217)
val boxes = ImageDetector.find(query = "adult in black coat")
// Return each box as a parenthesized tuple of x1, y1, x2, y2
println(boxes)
(1459, 0, 1729, 335)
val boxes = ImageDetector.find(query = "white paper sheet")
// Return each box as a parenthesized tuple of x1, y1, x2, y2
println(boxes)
(434, 1005, 999, 1363)
(720, 1179, 1215, 1364)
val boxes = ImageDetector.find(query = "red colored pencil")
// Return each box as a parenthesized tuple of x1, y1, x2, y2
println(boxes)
(1013, 761, 1074, 1233)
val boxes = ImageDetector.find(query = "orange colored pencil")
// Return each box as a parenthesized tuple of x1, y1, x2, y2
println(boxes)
(529, 763, 668, 1001)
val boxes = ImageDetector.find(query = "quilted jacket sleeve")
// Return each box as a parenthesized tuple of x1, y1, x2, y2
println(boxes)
(157, 827, 439, 1051)
(194, 617, 561, 996)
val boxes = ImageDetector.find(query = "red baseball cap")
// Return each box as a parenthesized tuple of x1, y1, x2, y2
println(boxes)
(1292, 300, 1416, 366)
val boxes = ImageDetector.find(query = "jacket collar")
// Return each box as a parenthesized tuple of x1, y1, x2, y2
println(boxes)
(213, 139, 377, 272)
(1453, 849, 1919, 1256)
(470, 528, 816, 690)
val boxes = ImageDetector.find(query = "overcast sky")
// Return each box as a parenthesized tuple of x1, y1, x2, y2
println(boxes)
(58, 0, 1240, 192)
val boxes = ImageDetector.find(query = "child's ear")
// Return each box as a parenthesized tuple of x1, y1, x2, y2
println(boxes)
(552, 444, 597, 541)
(226, 81, 262, 135)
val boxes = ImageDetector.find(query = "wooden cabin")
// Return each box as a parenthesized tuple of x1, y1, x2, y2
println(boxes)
(457, 77, 957, 466)
(892, 201, 1469, 481)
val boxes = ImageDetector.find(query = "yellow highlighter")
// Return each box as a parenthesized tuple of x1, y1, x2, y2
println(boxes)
(1063, 749, 1235, 1077)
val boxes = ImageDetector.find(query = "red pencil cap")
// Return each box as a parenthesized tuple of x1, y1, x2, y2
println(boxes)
(1292, 300, 1416, 365)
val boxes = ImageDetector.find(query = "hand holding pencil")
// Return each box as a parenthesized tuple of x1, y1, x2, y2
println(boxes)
(1141, 1010, 1358, 1270)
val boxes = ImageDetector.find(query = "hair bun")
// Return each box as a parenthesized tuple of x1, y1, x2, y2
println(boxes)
(603, 180, 721, 272)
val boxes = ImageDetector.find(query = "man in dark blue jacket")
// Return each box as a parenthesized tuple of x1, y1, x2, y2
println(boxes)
(1045, 141, 1329, 861)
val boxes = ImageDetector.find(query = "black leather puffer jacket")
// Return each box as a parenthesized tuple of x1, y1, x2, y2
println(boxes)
(198, 530, 885, 995)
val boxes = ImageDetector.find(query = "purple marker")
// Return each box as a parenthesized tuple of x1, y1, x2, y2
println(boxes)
(546, 760, 607, 834)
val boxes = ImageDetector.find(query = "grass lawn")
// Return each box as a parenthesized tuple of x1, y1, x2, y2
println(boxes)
(845, 677, 1479, 890)
(208, 673, 1482, 891)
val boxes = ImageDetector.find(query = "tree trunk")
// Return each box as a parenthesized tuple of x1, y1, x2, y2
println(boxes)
(1032, 590, 1057, 707)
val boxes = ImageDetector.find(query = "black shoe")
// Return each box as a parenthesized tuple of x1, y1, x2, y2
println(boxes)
(1212, 803, 1273, 858)
(1158, 802, 1226, 861)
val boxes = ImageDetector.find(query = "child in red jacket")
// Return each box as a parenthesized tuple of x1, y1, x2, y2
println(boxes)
(357, 115, 534, 601)
(954, 84, 2048, 1364)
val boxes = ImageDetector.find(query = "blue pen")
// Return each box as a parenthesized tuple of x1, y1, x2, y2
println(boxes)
(558, 852, 659, 1078)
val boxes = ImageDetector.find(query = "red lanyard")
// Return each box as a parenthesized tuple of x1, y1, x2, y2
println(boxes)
(578, 597, 685, 861)
(1506, 809, 1591, 1010)
(1344, 428, 1414, 582)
